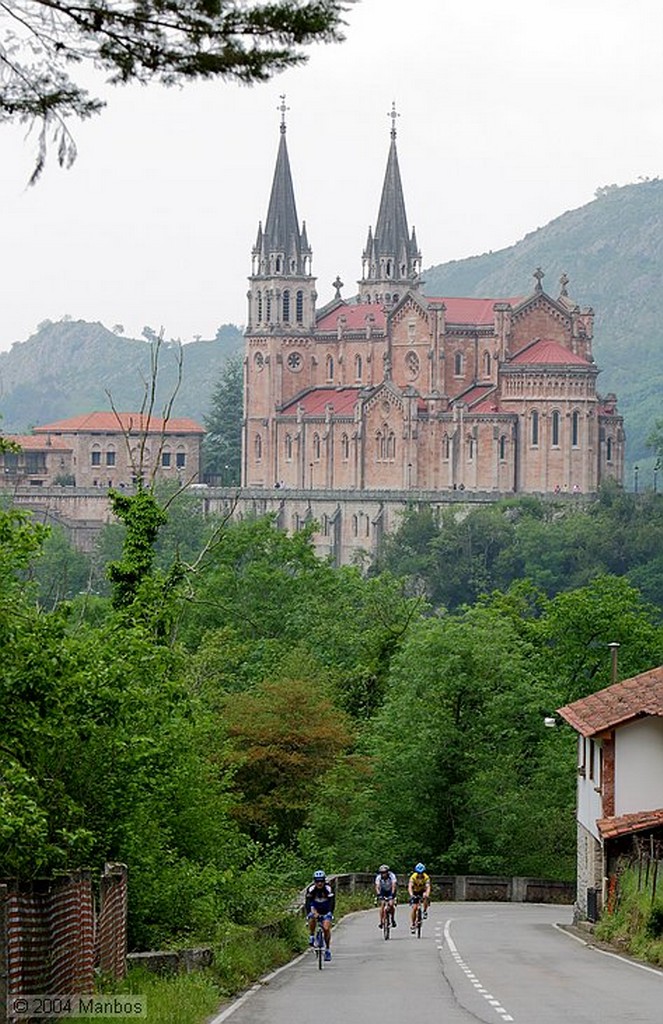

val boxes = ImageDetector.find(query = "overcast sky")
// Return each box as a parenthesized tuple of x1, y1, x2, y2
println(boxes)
(1, 0, 661, 353)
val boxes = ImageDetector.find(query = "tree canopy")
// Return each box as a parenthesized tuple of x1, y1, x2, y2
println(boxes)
(1, 0, 352, 179)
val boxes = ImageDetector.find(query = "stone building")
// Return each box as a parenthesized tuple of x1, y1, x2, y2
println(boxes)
(242, 107, 625, 496)
(32, 412, 204, 488)
(0, 435, 74, 487)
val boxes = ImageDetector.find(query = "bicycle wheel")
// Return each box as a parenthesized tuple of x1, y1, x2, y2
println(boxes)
(416, 904, 422, 938)
(315, 927, 324, 969)
(383, 907, 390, 940)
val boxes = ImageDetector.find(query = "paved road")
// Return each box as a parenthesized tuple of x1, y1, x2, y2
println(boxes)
(212, 902, 663, 1024)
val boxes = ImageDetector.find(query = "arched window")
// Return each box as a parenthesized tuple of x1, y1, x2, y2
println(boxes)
(606, 437, 613, 463)
(355, 354, 362, 380)
(386, 260, 392, 278)
(375, 430, 383, 461)
(265, 293, 272, 322)
(499, 435, 507, 461)
(341, 433, 349, 460)
(483, 351, 491, 377)
(443, 434, 450, 460)
(572, 411, 580, 447)
(296, 290, 304, 323)
(282, 290, 290, 322)
(551, 411, 560, 447)
(365, 516, 371, 537)
(257, 291, 263, 322)
(321, 514, 329, 536)
(90, 443, 101, 466)
(468, 436, 476, 460)
(352, 514, 358, 537)
(254, 434, 262, 461)
(285, 434, 293, 461)
(313, 433, 321, 460)
(531, 410, 539, 446)
(454, 351, 463, 376)
(275, 255, 282, 273)
(326, 355, 334, 381)
(387, 432, 396, 459)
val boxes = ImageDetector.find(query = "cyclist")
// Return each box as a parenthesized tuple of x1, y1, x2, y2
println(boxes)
(374, 864, 398, 930)
(408, 862, 431, 932)
(305, 870, 336, 961)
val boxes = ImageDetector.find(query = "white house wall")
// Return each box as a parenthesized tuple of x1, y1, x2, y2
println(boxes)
(614, 718, 663, 815)
(576, 736, 604, 840)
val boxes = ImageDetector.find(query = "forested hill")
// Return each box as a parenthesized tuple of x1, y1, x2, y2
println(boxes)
(0, 320, 243, 432)
(422, 178, 663, 475)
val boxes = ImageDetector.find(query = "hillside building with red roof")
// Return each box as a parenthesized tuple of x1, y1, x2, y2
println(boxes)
(28, 411, 204, 488)
(243, 108, 625, 499)
(558, 665, 663, 921)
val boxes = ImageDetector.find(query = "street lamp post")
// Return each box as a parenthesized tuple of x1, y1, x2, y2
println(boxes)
(634, 464, 639, 494)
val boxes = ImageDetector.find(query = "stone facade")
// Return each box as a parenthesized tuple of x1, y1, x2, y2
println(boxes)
(243, 115, 625, 497)
(32, 412, 204, 489)
(0, 435, 74, 487)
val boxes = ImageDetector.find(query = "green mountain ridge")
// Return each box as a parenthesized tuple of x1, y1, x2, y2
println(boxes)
(1, 179, 661, 482)
(0, 320, 243, 432)
(422, 178, 663, 481)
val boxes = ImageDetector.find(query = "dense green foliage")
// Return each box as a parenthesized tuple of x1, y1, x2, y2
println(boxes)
(3, 486, 663, 963)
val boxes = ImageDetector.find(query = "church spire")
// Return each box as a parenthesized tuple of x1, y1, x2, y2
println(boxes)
(253, 95, 312, 279)
(360, 103, 421, 305)
(248, 98, 316, 333)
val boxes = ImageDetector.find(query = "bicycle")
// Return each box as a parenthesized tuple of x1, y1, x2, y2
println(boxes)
(410, 894, 424, 938)
(378, 895, 396, 940)
(311, 913, 332, 968)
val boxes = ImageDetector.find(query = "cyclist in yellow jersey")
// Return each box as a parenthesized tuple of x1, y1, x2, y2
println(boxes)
(408, 863, 431, 932)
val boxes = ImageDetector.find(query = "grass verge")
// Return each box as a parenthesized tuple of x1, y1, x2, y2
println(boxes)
(593, 865, 663, 966)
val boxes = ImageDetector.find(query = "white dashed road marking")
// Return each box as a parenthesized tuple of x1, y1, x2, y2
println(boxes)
(442, 920, 515, 1022)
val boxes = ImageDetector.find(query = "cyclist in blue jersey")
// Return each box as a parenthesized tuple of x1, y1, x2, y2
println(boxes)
(305, 870, 336, 961)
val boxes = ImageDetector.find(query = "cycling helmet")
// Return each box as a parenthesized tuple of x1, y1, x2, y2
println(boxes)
(313, 870, 326, 881)
(415, 863, 426, 873)
(379, 864, 390, 873)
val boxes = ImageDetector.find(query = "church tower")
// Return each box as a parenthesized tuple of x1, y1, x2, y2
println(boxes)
(359, 104, 422, 306)
(247, 97, 316, 333)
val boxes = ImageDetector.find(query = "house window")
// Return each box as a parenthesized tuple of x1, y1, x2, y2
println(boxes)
(162, 451, 171, 467)
(454, 351, 464, 376)
(588, 738, 595, 781)
(531, 410, 539, 446)
(572, 411, 580, 447)
(551, 410, 560, 447)
(91, 448, 101, 466)
(106, 450, 116, 466)
(296, 290, 304, 323)
(176, 451, 186, 469)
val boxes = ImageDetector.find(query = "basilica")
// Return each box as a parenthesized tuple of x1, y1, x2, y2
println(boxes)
(242, 106, 624, 497)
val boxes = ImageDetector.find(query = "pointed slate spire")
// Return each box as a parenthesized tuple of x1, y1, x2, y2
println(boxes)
(360, 103, 421, 303)
(253, 96, 311, 278)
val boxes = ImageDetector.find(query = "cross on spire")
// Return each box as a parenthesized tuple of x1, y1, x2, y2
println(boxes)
(533, 266, 545, 292)
(388, 101, 400, 140)
(278, 94, 289, 134)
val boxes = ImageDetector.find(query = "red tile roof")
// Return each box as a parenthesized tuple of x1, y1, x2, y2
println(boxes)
(557, 665, 663, 737)
(454, 385, 495, 409)
(280, 388, 362, 416)
(5, 434, 72, 450)
(597, 808, 663, 840)
(428, 297, 523, 325)
(33, 412, 204, 434)
(510, 339, 590, 366)
(317, 303, 386, 332)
